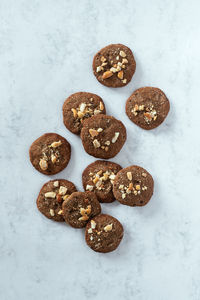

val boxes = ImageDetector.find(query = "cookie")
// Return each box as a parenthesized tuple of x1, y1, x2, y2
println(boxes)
(29, 133, 71, 175)
(36, 179, 77, 222)
(80, 114, 127, 159)
(85, 214, 124, 253)
(82, 160, 122, 203)
(62, 92, 106, 134)
(113, 165, 154, 207)
(62, 191, 101, 228)
(126, 87, 170, 130)
(93, 44, 136, 88)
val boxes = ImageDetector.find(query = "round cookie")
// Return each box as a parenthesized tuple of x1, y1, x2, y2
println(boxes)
(85, 214, 124, 253)
(62, 191, 101, 228)
(82, 160, 122, 203)
(126, 87, 170, 130)
(80, 114, 127, 159)
(93, 44, 136, 88)
(36, 179, 77, 222)
(62, 92, 106, 134)
(113, 165, 154, 207)
(29, 133, 71, 175)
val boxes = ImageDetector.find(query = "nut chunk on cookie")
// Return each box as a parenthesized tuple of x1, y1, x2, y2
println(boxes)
(93, 44, 136, 88)
(126, 87, 170, 130)
(81, 115, 127, 159)
(85, 214, 124, 253)
(62, 92, 106, 134)
(36, 179, 77, 222)
(29, 133, 71, 175)
(113, 165, 154, 207)
(82, 160, 122, 203)
(62, 191, 101, 228)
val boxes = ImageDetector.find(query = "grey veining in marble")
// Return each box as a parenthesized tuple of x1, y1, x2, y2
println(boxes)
(1, 0, 200, 299)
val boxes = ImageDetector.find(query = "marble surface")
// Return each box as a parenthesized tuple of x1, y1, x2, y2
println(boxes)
(1, 0, 200, 299)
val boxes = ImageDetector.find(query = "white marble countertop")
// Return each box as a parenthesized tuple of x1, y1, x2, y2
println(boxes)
(1, 0, 200, 299)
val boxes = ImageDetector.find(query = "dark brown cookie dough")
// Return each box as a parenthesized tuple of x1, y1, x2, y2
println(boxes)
(29, 133, 71, 175)
(126, 87, 170, 130)
(62, 191, 101, 228)
(82, 160, 122, 203)
(85, 214, 124, 253)
(93, 44, 136, 88)
(36, 179, 77, 222)
(113, 165, 154, 207)
(62, 92, 106, 134)
(80, 115, 127, 159)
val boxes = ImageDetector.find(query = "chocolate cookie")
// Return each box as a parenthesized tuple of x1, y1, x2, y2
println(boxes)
(62, 92, 106, 134)
(85, 214, 124, 253)
(62, 191, 101, 228)
(36, 179, 77, 222)
(82, 160, 122, 203)
(126, 87, 170, 130)
(93, 44, 136, 88)
(80, 114, 127, 159)
(113, 165, 154, 207)
(29, 133, 71, 175)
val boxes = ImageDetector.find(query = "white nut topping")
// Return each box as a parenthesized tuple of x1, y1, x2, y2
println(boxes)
(51, 154, 57, 164)
(39, 159, 48, 170)
(99, 102, 104, 111)
(109, 174, 116, 180)
(88, 228, 93, 234)
(91, 220, 96, 229)
(53, 181, 59, 187)
(50, 140, 62, 148)
(119, 50, 126, 57)
(86, 184, 94, 191)
(104, 224, 113, 232)
(105, 141, 110, 146)
(59, 186, 67, 195)
(142, 172, 147, 177)
(122, 58, 128, 64)
(111, 132, 120, 143)
(122, 193, 126, 199)
(58, 210, 63, 215)
(79, 103, 86, 112)
(49, 209, 55, 216)
(93, 139, 100, 148)
(127, 172, 132, 181)
(90, 236, 94, 241)
(45, 192, 56, 198)
(96, 66, 102, 72)
(97, 128, 103, 133)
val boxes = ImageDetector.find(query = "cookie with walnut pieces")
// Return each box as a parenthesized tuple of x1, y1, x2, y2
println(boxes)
(36, 179, 77, 222)
(80, 114, 127, 159)
(29, 133, 71, 175)
(62, 92, 106, 134)
(113, 165, 154, 207)
(85, 214, 124, 253)
(82, 160, 122, 203)
(93, 44, 136, 87)
(62, 191, 101, 228)
(126, 87, 170, 130)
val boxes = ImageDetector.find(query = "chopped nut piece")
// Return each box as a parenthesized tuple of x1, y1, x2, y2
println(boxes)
(105, 146, 109, 152)
(91, 220, 96, 229)
(56, 194, 62, 203)
(45, 192, 56, 198)
(39, 159, 48, 170)
(96, 180, 102, 189)
(122, 79, 127, 84)
(49, 209, 55, 216)
(128, 183, 133, 190)
(99, 102, 104, 111)
(104, 224, 113, 232)
(93, 139, 100, 148)
(97, 128, 103, 133)
(94, 109, 101, 115)
(142, 186, 148, 191)
(88, 228, 93, 234)
(122, 193, 126, 199)
(119, 185, 124, 189)
(58, 210, 63, 215)
(142, 172, 147, 177)
(135, 185, 141, 190)
(89, 128, 99, 137)
(144, 112, 152, 121)
(79, 103, 86, 112)
(111, 132, 120, 143)
(53, 181, 59, 187)
(86, 184, 94, 191)
(101, 62, 107, 66)
(127, 172, 132, 180)
(80, 205, 91, 216)
(110, 67, 117, 73)
(59, 186, 67, 195)
(51, 154, 57, 164)
(102, 173, 108, 180)
(105, 141, 110, 146)
(101, 56, 106, 62)
(119, 50, 126, 57)
(133, 190, 138, 195)
(139, 105, 145, 111)
(102, 71, 113, 79)
(63, 194, 70, 200)
(50, 140, 62, 148)
(93, 177, 99, 184)
(90, 236, 94, 241)
(77, 111, 84, 118)
(116, 56, 119, 60)
(71, 108, 77, 118)
(97, 170, 103, 175)
(96, 66, 102, 72)
(109, 174, 116, 180)
(78, 215, 89, 221)
(117, 71, 123, 79)
(122, 58, 128, 64)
